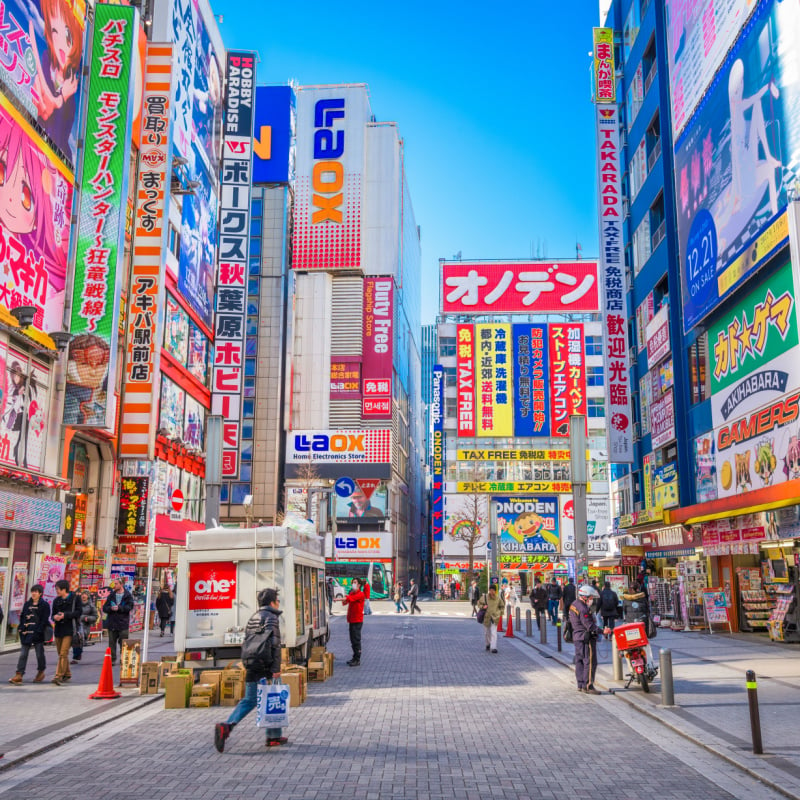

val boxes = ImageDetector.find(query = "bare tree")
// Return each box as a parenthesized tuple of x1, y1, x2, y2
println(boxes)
(280, 461, 323, 522)
(447, 491, 487, 578)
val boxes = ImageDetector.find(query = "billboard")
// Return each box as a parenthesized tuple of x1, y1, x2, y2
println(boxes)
(120, 43, 174, 459)
(362, 277, 393, 419)
(645, 305, 670, 370)
(292, 85, 368, 271)
(213, 51, 256, 479)
(253, 85, 293, 184)
(495, 496, 560, 556)
(513, 322, 550, 437)
(65, 4, 136, 429)
(595, 104, 633, 461)
(286, 429, 391, 464)
(651, 388, 676, 449)
(666, 0, 758, 138)
(441, 261, 600, 314)
(549, 323, 586, 438)
(593, 28, 616, 103)
(460, 481, 571, 494)
(118, 476, 149, 539)
(333, 532, 392, 560)
(676, 0, 800, 333)
(0, 95, 73, 333)
(432, 365, 444, 542)
(456, 324, 475, 437)
(561, 495, 613, 553)
(334, 483, 388, 521)
(475, 323, 513, 437)
(330, 360, 361, 399)
(0, 0, 87, 170)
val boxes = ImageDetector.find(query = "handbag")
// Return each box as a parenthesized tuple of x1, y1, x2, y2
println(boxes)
(476, 606, 487, 624)
(256, 678, 290, 729)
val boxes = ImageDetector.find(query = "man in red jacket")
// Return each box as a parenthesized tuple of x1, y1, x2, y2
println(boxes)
(341, 578, 366, 666)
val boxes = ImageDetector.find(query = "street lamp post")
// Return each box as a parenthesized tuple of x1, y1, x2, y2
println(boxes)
(569, 415, 589, 583)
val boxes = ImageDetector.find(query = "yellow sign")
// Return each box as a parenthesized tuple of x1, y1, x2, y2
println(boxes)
(475, 323, 514, 437)
(593, 28, 616, 103)
(457, 481, 572, 494)
(457, 449, 573, 461)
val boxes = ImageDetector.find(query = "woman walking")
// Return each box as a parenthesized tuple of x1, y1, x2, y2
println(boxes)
(156, 587, 174, 637)
(478, 584, 503, 654)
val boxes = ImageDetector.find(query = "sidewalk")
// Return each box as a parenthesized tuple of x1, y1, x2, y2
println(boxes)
(517, 614, 800, 798)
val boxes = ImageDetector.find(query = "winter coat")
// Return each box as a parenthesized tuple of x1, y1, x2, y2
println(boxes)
(562, 582, 577, 609)
(78, 597, 98, 638)
(155, 591, 174, 620)
(600, 588, 619, 616)
(530, 584, 548, 611)
(102, 589, 134, 631)
(244, 605, 283, 682)
(51, 593, 81, 638)
(469, 584, 481, 603)
(479, 591, 504, 627)
(19, 598, 50, 645)
(343, 588, 366, 623)
(569, 598, 601, 643)
(622, 590, 649, 622)
(547, 582, 562, 601)
(408, 582, 419, 599)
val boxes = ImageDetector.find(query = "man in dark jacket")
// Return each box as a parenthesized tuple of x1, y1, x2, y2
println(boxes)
(408, 578, 421, 615)
(569, 585, 610, 694)
(546, 577, 562, 625)
(599, 581, 620, 638)
(530, 578, 548, 630)
(51, 580, 81, 685)
(561, 577, 577, 614)
(71, 591, 98, 662)
(469, 580, 480, 616)
(9, 584, 49, 684)
(214, 588, 285, 752)
(155, 588, 174, 637)
(102, 578, 134, 664)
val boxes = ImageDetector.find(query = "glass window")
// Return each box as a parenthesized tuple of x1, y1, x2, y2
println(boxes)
(247, 298, 259, 315)
(245, 358, 256, 377)
(245, 338, 257, 356)
(588, 397, 606, 418)
(248, 278, 259, 296)
(585, 335, 602, 356)
(231, 483, 252, 504)
(239, 463, 252, 481)
(443, 366, 456, 387)
(249, 257, 260, 276)
(240, 442, 253, 462)
(250, 217, 261, 237)
(688, 334, 709, 405)
(221, 482, 230, 503)
(439, 337, 456, 357)
(251, 198, 262, 218)
(244, 376, 256, 398)
(587, 366, 604, 387)
(242, 422, 254, 439)
(246, 316, 258, 336)
(250, 237, 261, 257)
(243, 399, 255, 418)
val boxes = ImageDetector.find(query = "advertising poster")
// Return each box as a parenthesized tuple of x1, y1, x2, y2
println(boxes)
(513, 323, 550, 437)
(186, 560, 237, 640)
(593, 27, 616, 102)
(475, 323, 513, 437)
(442, 261, 599, 314)
(110, 557, 136, 592)
(702, 588, 731, 624)
(640, 373, 651, 435)
(646, 305, 670, 369)
(650, 388, 676, 449)
(117, 476, 149, 539)
(432, 365, 444, 542)
(66, 4, 136, 428)
(495, 496, 560, 555)
(361, 277, 393, 418)
(0, 96, 74, 335)
(10, 562, 27, 612)
(549, 323, 586, 437)
(654, 462, 680, 508)
(695, 432, 718, 502)
(164, 295, 190, 364)
(187, 322, 208, 383)
(330, 360, 361, 399)
(159, 377, 185, 440)
(292, 85, 368, 271)
(676, 0, 800, 332)
(456, 324, 475, 437)
(184, 394, 204, 450)
(561, 495, 612, 554)
(253, 85, 293, 184)
(38, 553, 67, 606)
(636, 293, 655, 353)
(334, 483, 388, 521)
(643, 452, 654, 508)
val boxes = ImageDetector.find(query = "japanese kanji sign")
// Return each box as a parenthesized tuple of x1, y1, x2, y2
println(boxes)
(650, 388, 676, 449)
(330, 360, 361, 399)
(362, 277, 393, 419)
(441, 261, 599, 314)
(593, 28, 616, 103)
(456, 324, 475, 437)
(645, 305, 670, 370)
(476, 324, 513, 438)
(549, 323, 586, 438)
(120, 43, 174, 459)
(213, 52, 256, 480)
(66, 3, 136, 429)
(462, 482, 571, 495)
(117, 477, 149, 539)
(432, 365, 444, 542)
(513, 323, 550, 437)
(595, 103, 633, 462)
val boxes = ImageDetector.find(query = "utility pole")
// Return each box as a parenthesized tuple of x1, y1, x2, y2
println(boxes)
(570, 415, 588, 583)
(205, 415, 223, 529)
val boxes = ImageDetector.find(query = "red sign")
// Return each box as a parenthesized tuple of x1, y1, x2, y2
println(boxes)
(441, 261, 600, 314)
(171, 489, 184, 513)
(549, 323, 586, 437)
(188, 561, 237, 610)
(355, 479, 381, 499)
(330, 360, 361, 399)
(456, 324, 476, 436)
(362, 277, 393, 419)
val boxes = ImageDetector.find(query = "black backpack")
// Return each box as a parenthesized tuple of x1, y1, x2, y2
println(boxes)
(240, 611, 273, 667)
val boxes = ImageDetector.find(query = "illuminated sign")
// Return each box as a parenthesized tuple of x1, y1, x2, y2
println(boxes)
(362, 277, 393, 418)
(459, 482, 572, 494)
(456, 324, 475, 436)
(476, 323, 513, 437)
(513, 322, 550, 436)
(457, 449, 572, 461)
(549, 323, 586, 437)
(286, 429, 391, 464)
(593, 28, 616, 103)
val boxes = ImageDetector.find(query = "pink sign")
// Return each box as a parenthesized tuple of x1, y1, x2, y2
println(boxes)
(362, 277, 393, 419)
(650, 388, 676, 448)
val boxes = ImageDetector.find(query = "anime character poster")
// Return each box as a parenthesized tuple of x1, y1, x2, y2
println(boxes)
(159, 377, 185, 440)
(183, 394, 204, 449)
(494, 496, 560, 555)
(37, 553, 67, 606)
(164, 295, 189, 365)
(187, 321, 208, 383)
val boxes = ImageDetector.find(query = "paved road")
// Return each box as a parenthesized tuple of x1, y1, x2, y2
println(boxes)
(0, 609, 782, 800)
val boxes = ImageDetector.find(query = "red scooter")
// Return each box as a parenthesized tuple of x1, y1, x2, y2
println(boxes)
(614, 621, 658, 692)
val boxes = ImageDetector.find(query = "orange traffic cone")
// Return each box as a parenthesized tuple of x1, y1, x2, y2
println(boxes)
(89, 647, 121, 700)
(504, 612, 515, 638)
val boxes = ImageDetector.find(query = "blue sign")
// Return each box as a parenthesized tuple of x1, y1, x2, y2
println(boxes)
(334, 477, 356, 498)
(252, 85, 294, 184)
(512, 323, 550, 437)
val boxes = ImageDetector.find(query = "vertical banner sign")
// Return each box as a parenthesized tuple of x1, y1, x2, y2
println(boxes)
(593, 28, 616, 103)
(476, 323, 513, 437)
(432, 365, 444, 542)
(456, 324, 475, 437)
(120, 43, 174, 458)
(117, 476, 150, 538)
(595, 103, 633, 461)
(362, 277, 393, 418)
(549, 323, 587, 437)
(65, 3, 137, 429)
(213, 52, 256, 479)
(513, 323, 550, 437)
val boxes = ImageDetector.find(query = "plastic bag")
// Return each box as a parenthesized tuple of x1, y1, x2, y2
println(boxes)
(256, 678, 290, 729)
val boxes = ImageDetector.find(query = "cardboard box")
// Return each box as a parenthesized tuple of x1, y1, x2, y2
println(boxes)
(164, 674, 193, 709)
(191, 683, 217, 698)
(308, 667, 326, 682)
(189, 695, 212, 708)
(310, 646, 326, 661)
(281, 647, 291, 664)
(282, 665, 307, 703)
(219, 666, 246, 706)
(281, 672, 303, 707)
(198, 670, 223, 697)
(323, 652, 334, 678)
(158, 662, 178, 690)
(139, 662, 160, 695)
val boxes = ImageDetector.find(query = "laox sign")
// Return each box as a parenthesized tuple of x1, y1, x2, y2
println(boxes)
(294, 433, 364, 452)
(312, 98, 346, 223)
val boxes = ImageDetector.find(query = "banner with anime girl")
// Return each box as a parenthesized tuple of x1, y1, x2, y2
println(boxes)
(0, 96, 74, 333)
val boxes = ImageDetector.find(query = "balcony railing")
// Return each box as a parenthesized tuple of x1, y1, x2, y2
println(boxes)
(651, 219, 666, 250)
(647, 138, 662, 172)
(644, 63, 657, 95)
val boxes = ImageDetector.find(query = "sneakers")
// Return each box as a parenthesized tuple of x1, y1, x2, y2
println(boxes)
(51, 677, 62, 686)
(70, 659, 80, 664)
(490, 649, 498, 654)
(485, 645, 490, 651)
(33, 671, 45, 683)
(266, 737, 288, 747)
(8, 672, 23, 685)
(346, 658, 360, 666)
(214, 723, 231, 753)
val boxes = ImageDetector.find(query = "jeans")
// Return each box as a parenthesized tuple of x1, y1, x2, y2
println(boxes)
(54, 636, 72, 679)
(108, 629, 128, 662)
(72, 644, 83, 660)
(226, 680, 282, 739)
(395, 597, 408, 612)
(484, 622, 498, 650)
(17, 642, 46, 674)
(349, 622, 362, 659)
(547, 599, 559, 624)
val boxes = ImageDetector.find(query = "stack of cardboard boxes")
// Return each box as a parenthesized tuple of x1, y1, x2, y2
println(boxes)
(306, 646, 334, 682)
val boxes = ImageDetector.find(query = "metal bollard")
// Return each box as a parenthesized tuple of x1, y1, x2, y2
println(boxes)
(556, 620, 562, 652)
(746, 670, 764, 754)
(525, 609, 532, 637)
(516, 606, 521, 631)
(540, 615, 548, 644)
(660, 649, 675, 706)
(611, 636, 623, 681)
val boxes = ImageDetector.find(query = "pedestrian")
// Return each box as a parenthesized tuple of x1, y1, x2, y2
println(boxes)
(169, 584, 177, 634)
(478, 584, 503, 653)
(394, 582, 408, 613)
(51, 579, 81, 685)
(214, 588, 286, 752)
(569, 585, 609, 695)
(326, 577, 334, 614)
(561, 577, 577, 615)
(71, 590, 98, 662)
(340, 577, 366, 666)
(504, 582, 518, 613)
(102, 578, 134, 664)
(469, 579, 480, 616)
(599, 581, 619, 638)
(530, 578, 548, 630)
(155, 587, 174, 637)
(407, 578, 421, 614)
(363, 577, 372, 615)
(9, 583, 49, 684)
(622, 581, 650, 629)
(546, 577, 562, 625)
(449, 579, 457, 600)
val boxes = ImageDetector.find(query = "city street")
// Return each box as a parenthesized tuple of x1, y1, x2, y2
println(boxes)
(0, 604, 787, 800)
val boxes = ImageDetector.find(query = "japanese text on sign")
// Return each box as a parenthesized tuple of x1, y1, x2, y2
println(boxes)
(549, 323, 586, 437)
(476, 323, 513, 437)
(456, 324, 476, 436)
(513, 323, 550, 437)
(593, 28, 616, 103)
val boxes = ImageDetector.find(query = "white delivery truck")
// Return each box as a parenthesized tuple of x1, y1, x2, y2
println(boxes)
(174, 526, 329, 665)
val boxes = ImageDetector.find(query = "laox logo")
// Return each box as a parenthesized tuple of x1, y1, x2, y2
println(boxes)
(335, 537, 381, 549)
(312, 98, 345, 223)
(294, 433, 364, 452)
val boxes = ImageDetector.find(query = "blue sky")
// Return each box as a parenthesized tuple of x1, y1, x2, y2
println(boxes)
(214, 0, 602, 323)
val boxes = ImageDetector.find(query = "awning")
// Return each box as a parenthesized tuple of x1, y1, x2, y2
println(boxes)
(155, 514, 203, 546)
